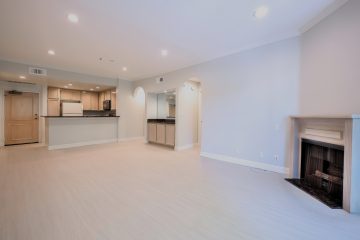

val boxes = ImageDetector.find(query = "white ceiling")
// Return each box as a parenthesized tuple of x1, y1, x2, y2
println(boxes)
(0, 0, 345, 81)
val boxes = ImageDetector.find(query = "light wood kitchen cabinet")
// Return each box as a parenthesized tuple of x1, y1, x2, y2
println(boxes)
(111, 91, 116, 110)
(98, 92, 105, 110)
(61, 89, 81, 101)
(147, 122, 175, 147)
(165, 124, 175, 146)
(81, 92, 91, 110)
(48, 87, 60, 99)
(47, 99, 60, 116)
(81, 92, 99, 110)
(104, 90, 111, 101)
(90, 92, 99, 110)
(156, 124, 166, 144)
(148, 123, 157, 142)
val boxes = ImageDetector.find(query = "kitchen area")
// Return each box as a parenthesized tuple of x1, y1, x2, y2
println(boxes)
(146, 90, 176, 148)
(44, 84, 120, 150)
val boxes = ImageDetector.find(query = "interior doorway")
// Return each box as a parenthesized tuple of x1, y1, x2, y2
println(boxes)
(4, 91, 39, 145)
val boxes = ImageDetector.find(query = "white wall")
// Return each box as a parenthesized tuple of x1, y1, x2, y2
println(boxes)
(117, 79, 146, 140)
(175, 81, 199, 149)
(299, 0, 360, 115)
(136, 38, 300, 171)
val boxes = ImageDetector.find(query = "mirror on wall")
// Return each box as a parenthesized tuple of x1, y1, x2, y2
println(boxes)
(147, 90, 176, 119)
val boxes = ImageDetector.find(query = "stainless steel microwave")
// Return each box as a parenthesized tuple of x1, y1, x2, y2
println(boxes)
(103, 100, 111, 111)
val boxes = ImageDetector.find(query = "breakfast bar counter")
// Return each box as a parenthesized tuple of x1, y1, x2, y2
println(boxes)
(43, 116, 120, 150)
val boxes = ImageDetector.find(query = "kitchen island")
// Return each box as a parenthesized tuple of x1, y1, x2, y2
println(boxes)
(43, 116, 120, 150)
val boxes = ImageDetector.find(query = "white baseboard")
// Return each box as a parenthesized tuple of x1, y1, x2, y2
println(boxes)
(175, 144, 194, 151)
(48, 139, 118, 150)
(117, 136, 145, 142)
(200, 152, 289, 174)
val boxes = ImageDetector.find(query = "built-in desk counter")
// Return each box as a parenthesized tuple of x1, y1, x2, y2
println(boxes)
(43, 116, 119, 150)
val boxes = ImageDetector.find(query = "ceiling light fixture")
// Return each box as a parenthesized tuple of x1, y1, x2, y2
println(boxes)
(48, 49, 55, 55)
(19, 75, 26, 79)
(122, 67, 127, 72)
(161, 49, 168, 57)
(64, 86, 69, 88)
(96, 86, 100, 89)
(67, 13, 79, 23)
(68, 83, 73, 86)
(254, 6, 269, 19)
(90, 88, 94, 91)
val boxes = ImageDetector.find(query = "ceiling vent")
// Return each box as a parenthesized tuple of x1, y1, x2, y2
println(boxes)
(29, 67, 47, 76)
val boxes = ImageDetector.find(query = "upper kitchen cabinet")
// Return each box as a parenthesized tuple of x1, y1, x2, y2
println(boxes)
(48, 87, 60, 99)
(61, 89, 81, 101)
(81, 91, 99, 110)
(90, 92, 99, 110)
(111, 90, 116, 110)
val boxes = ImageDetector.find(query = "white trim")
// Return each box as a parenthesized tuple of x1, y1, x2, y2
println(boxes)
(117, 136, 145, 142)
(300, 0, 349, 33)
(48, 139, 118, 150)
(175, 144, 194, 151)
(200, 152, 289, 175)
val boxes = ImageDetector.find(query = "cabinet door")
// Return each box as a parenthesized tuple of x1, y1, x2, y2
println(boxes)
(98, 92, 105, 110)
(81, 92, 91, 110)
(104, 90, 111, 101)
(148, 123, 157, 142)
(165, 124, 175, 146)
(90, 92, 99, 110)
(156, 124, 166, 144)
(48, 87, 60, 99)
(60, 89, 71, 100)
(71, 90, 81, 101)
(47, 99, 60, 116)
(111, 90, 116, 110)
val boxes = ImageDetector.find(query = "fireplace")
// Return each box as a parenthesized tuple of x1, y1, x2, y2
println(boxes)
(287, 139, 344, 208)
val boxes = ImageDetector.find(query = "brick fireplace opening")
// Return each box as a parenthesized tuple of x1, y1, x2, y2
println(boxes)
(286, 139, 344, 208)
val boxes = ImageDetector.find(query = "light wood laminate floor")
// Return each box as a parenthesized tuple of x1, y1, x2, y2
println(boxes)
(0, 140, 359, 240)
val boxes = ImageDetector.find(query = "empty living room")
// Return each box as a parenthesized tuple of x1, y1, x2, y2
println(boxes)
(0, 0, 359, 239)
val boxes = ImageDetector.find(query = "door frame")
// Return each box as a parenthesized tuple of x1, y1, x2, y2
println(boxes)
(0, 82, 45, 147)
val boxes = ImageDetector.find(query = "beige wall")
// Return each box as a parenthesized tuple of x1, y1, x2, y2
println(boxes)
(299, 0, 360, 115)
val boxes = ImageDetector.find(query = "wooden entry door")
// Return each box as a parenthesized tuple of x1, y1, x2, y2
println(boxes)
(5, 92, 39, 145)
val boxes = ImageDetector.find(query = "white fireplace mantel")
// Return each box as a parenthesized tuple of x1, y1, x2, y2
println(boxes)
(288, 115, 360, 213)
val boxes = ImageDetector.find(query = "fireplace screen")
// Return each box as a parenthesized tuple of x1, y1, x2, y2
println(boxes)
(286, 139, 344, 208)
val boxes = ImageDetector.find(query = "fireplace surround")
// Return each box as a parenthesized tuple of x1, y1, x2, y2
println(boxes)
(288, 115, 360, 213)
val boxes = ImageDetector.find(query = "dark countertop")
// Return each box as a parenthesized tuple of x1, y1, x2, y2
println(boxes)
(147, 119, 175, 124)
(42, 116, 120, 118)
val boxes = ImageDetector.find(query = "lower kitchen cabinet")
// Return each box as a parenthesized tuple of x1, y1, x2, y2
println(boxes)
(165, 124, 175, 146)
(148, 123, 157, 142)
(147, 122, 175, 147)
(156, 124, 166, 144)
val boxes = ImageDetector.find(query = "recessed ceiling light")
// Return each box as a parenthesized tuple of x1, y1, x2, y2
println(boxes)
(19, 75, 26, 79)
(122, 67, 127, 72)
(48, 49, 55, 55)
(254, 6, 269, 19)
(68, 83, 73, 86)
(67, 13, 79, 23)
(64, 86, 69, 88)
(95, 86, 100, 89)
(90, 88, 94, 91)
(161, 49, 168, 57)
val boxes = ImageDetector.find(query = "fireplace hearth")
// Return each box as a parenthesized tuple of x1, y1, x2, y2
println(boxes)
(286, 139, 344, 209)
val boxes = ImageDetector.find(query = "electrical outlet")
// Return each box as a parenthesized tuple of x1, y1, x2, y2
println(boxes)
(274, 155, 279, 161)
